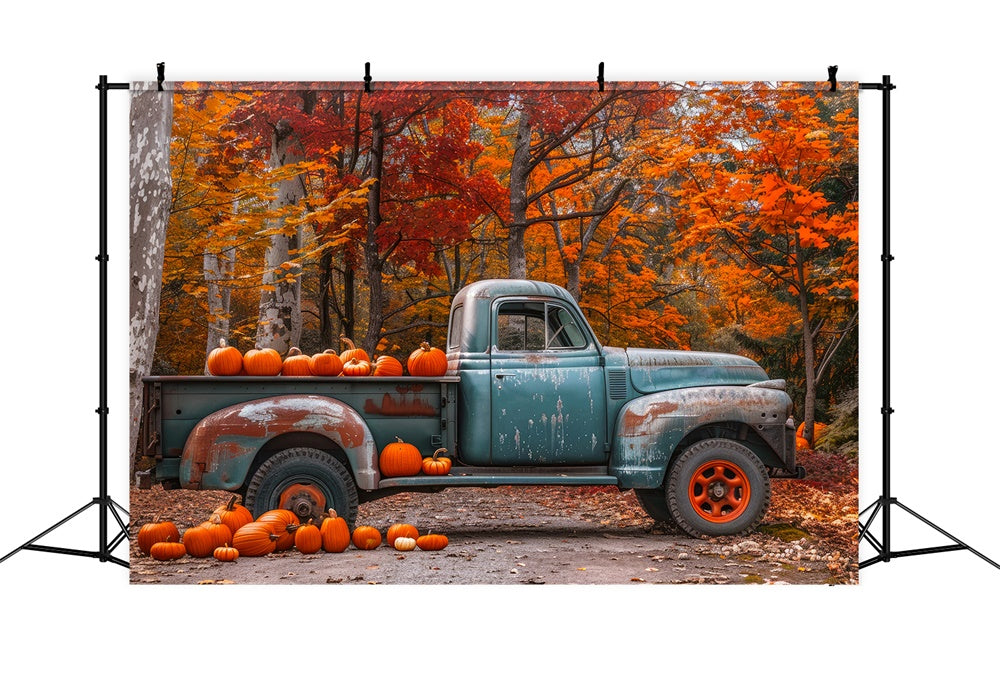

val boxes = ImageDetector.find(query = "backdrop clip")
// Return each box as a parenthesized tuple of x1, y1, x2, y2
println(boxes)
(157, 62, 165, 91)
(364, 62, 372, 93)
(827, 65, 838, 92)
(597, 62, 605, 92)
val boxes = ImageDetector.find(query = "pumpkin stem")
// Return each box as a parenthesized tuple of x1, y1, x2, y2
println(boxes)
(327, 508, 339, 519)
(226, 495, 239, 511)
(432, 448, 448, 459)
(420, 341, 431, 351)
(209, 513, 222, 524)
(395, 435, 404, 444)
(287, 346, 302, 357)
(340, 336, 357, 350)
(218, 338, 229, 348)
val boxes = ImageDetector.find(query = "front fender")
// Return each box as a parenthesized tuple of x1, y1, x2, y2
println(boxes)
(611, 385, 793, 488)
(179, 395, 379, 491)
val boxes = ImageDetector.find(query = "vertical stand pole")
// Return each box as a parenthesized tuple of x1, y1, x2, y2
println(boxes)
(858, 75, 999, 571)
(0, 75, 130, 569)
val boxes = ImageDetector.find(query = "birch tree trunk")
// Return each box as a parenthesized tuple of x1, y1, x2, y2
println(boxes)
(129, 84, 172, 467)
(507, 112, 532, 279)
(257, 118, 305, 353)
(204, 235, 235, 371)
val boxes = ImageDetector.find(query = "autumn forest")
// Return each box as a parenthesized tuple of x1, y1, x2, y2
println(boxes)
(151, 81, 859, 444)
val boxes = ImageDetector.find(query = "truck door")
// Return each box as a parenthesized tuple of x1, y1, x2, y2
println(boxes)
(489, 299, 607, 465)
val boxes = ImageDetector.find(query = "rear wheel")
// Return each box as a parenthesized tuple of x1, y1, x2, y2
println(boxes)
(245, 447, 359, 527)
(666, 439, 769, 537)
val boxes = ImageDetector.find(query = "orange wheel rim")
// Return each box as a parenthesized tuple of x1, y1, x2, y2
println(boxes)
(687, 459, 751, 523)
(278, 483, 327, 520)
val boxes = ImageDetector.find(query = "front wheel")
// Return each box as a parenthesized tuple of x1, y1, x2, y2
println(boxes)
(666, 439, 770, 537)
(244, 447, 359, 527)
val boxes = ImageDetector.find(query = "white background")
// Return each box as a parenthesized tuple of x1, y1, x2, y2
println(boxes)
(1, 1, 996, 678)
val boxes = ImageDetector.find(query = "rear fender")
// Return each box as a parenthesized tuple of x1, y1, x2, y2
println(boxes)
(611, 385, 793, 488)
(179, 395, 379, 491)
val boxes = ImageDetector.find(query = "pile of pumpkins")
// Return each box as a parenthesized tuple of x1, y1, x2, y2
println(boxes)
(380, 440, 452, 477)
(206, 336, 447, 378)
(137, 495, 448, 563)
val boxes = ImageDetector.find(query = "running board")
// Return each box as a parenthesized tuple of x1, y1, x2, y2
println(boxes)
(378, 469, 619, 490)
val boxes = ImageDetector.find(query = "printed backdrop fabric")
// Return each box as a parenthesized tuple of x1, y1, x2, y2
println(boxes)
(129, 80, 859, 584)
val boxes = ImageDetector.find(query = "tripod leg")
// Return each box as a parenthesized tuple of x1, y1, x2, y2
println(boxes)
(893, 501, 1000, 571)
(0, 500, 98, 564)
(858, 500, 884, 555)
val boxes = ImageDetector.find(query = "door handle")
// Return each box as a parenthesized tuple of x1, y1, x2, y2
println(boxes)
(495, 373, 515, 379)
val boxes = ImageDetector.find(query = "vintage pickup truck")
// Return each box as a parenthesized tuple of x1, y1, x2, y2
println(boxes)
(140, 279, 802, 537)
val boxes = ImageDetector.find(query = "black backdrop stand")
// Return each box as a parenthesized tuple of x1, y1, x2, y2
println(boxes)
(1, 72, 996, 573)
(0, 76, 130, 569)
(857, 76, 999, 571)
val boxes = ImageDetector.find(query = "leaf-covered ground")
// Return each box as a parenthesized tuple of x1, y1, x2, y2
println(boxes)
(129, 448, 857, 584)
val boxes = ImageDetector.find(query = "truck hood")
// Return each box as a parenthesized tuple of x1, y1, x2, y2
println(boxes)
(624, 348, 769, 394)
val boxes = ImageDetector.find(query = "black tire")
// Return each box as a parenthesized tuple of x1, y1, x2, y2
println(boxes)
(666, 438, 770, 538)
(634, 488, 681, 533)
(245, 447, 359, 528)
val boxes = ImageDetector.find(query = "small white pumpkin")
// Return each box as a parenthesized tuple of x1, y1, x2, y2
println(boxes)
(394, 536, 417, 551)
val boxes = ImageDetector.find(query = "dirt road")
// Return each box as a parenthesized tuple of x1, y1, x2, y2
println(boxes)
(130, 486, 852, 585)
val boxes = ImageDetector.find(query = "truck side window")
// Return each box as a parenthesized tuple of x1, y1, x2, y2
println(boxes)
(448, 305, 464, 350)
(497, 302, 546, 351)
(496, 301, 588, 351)
(546, 305, 587, 349)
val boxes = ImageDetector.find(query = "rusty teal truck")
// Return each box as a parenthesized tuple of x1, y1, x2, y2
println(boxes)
(140, 279, 802, 537)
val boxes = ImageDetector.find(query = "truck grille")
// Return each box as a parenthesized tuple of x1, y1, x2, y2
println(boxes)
(607, 369, 628, 400)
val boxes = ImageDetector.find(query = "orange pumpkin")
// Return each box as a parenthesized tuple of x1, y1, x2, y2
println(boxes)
(421, 448, 452, 476)
(213, 545, 239, 562)
(137, 516, 180, 555)
(379, 436, 423, 477)
(371, 355, 403, 377)
(282, 347, 313, 376)
(243, 346, 282, 376)
(339, 337, 370, 365)
(295, 519, 322, 554)
(212, 495, 254, 536)
(150, 541, 187, 561)
(198, 513, 234, 550)
(309, 349, 344, 377)
(416, 534, 449, 551)
(796, 436, 811, 451)
(257, 509, 299, 551)
(232, 522, 278, 557)
(342, 357, 372, 377)
(206, 339, 243, 376)
(182, 525, 216, 558)
(386, 523, 419, 546)
(320, 509, 351, 553)
(407, 341, 447, 376)
(351, 525, 382, 550)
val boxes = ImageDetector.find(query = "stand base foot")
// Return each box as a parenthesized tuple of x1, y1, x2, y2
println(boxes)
(0, 496, 130, 568)
(859, 497, 1000, 571)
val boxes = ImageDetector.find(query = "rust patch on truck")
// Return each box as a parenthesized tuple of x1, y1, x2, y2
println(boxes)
(364, 393, 438, 417)
(620, 400, 680, 434)
(181, 395, 377, 489)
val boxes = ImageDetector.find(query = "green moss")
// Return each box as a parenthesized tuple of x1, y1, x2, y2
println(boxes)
(758, 523, 811, 542)
(742, 574, 765, 584)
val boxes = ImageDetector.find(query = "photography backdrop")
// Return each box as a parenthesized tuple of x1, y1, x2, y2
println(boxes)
(4, 1, 999, 677)
(129, 79, 860, 584)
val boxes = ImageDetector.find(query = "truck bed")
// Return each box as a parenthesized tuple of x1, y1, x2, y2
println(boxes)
(142, 375, 459, 482)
